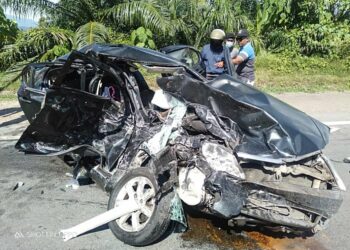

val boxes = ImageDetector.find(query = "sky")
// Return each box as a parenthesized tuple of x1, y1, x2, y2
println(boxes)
(4, 0, 59, 28)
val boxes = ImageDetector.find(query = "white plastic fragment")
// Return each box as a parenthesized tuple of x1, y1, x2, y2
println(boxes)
(60, 200, 140, 241)
(65, 179, 80, 190)
(151, 89, 173, 109)
(65, 173, 74, 178)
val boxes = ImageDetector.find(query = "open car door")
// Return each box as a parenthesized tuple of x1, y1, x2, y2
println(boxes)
(18, 64, 54, 122)
(160, 45, 234, 78)
(160, 45, 206, 76)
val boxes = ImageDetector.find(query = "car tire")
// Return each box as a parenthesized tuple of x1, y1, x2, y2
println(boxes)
(108, 167, 173, 246)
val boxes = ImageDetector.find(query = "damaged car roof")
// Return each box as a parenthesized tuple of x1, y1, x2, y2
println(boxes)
(58, 43, 192, 67)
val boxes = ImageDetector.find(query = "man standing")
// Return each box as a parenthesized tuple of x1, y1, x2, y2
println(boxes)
(232, 29, 256, 86)
(225, 32, 239, 59)
(200, 29, 226, 80)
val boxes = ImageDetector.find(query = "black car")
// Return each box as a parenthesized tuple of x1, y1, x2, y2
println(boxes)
(16, 44, 345, 246)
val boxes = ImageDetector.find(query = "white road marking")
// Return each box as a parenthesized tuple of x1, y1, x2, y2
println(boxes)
(0, 136, 20, 141)
(330, 127, 341, 133)
(324, 121, 350, 126)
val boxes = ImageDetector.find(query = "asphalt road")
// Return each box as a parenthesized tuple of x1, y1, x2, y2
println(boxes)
(0, 92, 349, 250)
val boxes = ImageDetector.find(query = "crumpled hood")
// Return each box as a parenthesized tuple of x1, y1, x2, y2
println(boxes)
(158, 74, 329, 163)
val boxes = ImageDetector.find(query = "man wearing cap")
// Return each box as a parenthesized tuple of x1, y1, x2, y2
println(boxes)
(225, 32, 239, 59)
(200, 29, 226, 80)
(232, 29, 256, 85)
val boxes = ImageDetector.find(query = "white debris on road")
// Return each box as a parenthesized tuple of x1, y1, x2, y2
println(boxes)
(65, 179, 80, 190)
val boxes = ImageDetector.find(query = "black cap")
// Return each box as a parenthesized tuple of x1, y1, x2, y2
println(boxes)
(236, 29, 249, 38)
(225, 32, 235, 39)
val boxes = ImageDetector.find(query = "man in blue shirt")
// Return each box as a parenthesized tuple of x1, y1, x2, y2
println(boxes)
(232, 29, 256, 85)
(200, 29, 226, 80)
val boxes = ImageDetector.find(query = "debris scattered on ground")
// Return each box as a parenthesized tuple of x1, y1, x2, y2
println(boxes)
(12, 182, 24, 191)
(65, 179, 79, 190)
(75, 168, 94, 186)
(65, 173, 73, 178)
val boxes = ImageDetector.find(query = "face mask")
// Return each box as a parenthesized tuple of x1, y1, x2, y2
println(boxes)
(226, 41, 234, 48)
(210, 40, 222, 47)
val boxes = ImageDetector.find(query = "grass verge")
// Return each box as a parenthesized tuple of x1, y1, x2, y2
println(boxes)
(256, 53, 350, 93)
(0, 71, 21, 101)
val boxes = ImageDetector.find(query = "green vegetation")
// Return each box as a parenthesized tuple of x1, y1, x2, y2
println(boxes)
(0, 6, 18, 47)
(131, 27, 156, 49)
(0, 71, 21, 91)
(0, 0, 350, 96)
(256, 53, 350, 93)
(0, 71, 20, 100)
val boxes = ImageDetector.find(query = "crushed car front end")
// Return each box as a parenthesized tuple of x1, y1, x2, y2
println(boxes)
(15, 44, 345, 245)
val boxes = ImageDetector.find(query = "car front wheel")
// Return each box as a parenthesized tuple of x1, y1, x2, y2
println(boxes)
(108, 168, 173, 246)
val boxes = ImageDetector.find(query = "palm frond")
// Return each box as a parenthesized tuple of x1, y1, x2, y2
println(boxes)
(193, 0, 251, 47)
(40, 45, 70, 62)
(0, 0, 57, 16)
(74, 22, 110, 49)
(0, 6, 19, 46)
(103, 1, 171, 34)
(0, 27, 73, 70)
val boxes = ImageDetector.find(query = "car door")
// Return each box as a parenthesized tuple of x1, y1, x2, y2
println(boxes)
(160, 45, 234, 78)
(18, 64, 51, 123)
(160, 45, 206, 76)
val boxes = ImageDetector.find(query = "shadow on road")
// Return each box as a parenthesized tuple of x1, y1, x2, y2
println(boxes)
(0, 107, 22, 117)
(0, 115, 26, 128)
(81, 224, 109, 237)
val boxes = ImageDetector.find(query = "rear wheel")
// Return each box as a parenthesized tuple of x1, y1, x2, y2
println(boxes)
(108, 168, 173, 246)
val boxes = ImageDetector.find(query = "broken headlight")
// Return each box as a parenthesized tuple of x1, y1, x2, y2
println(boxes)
(201, 142, 245, 180)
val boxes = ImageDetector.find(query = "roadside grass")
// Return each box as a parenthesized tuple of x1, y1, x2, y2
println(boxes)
(257, 70, 350, 93)
(0, 71, 21, 101)
(0, 71, 21, 91)
(0, 92, 17, 102)
(256, 53, 350, 93)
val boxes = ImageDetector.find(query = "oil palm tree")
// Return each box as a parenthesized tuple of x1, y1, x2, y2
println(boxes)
(1, 0, 252, 45)
(0, 26, 73, 70)
(0, 6, 18, 47)
(0, 0, 254, 70)
(0, 0, 112, 70)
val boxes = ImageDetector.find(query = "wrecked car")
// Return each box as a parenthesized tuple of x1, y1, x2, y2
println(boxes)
(16, 44, 345, 246)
